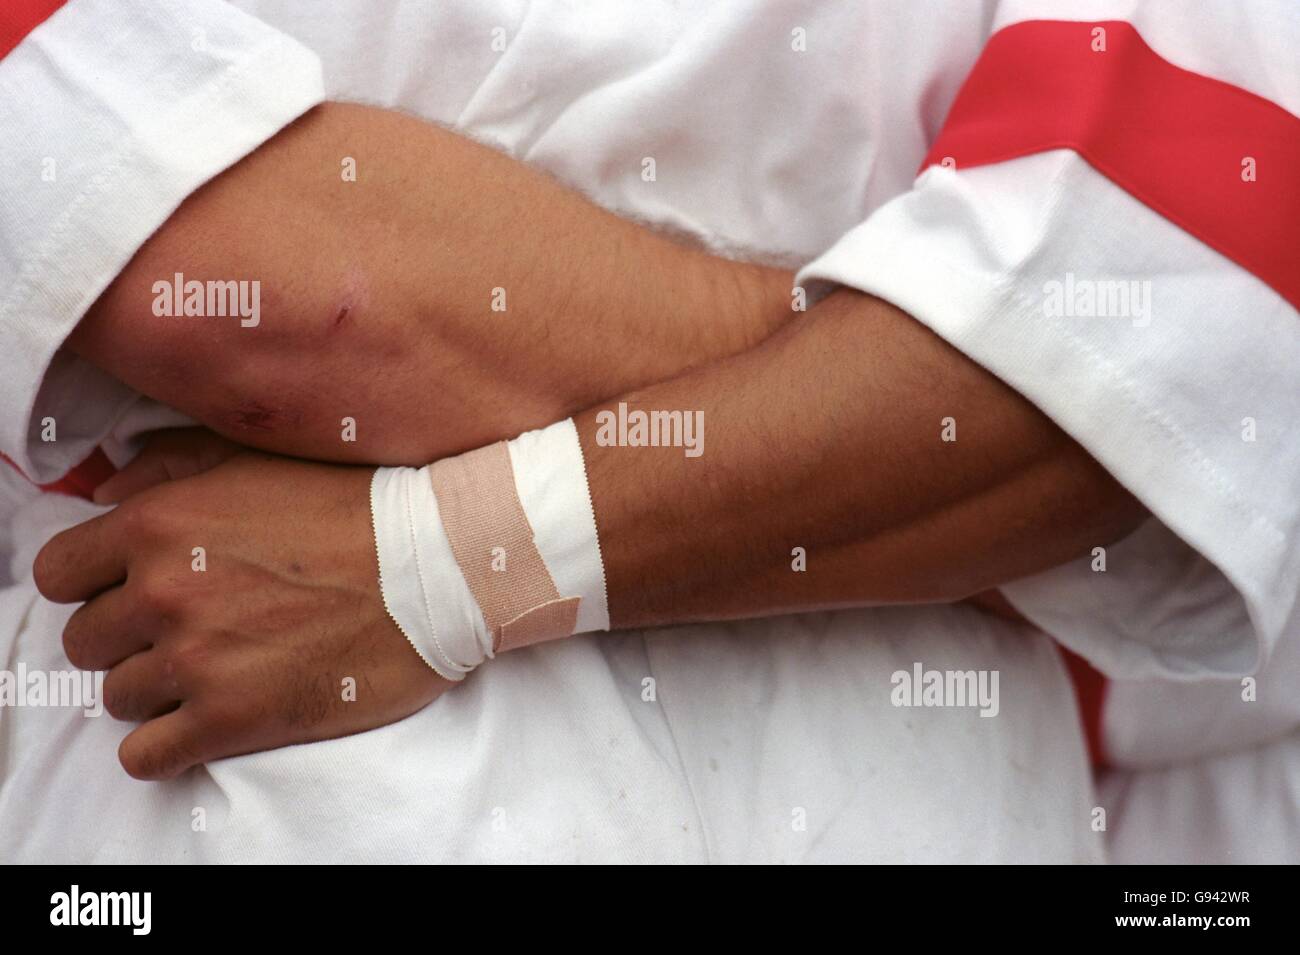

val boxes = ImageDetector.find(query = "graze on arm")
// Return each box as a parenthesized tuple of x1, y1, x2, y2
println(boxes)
(69, 103, 793, 466)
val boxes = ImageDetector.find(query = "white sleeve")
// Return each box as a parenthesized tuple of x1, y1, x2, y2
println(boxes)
(1103, 630, 1300, 770)
(796, 149, 1299, 682)
(0, 0, 324, 484)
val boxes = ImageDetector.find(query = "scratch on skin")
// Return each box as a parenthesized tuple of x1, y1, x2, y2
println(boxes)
(333, 266, 370, 331)
(232, 400, 284, 432)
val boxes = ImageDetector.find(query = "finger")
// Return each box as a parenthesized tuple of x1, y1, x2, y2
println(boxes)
(33, 510, 128, 604)
(118, 706, 212, 781)
(102, 650, 182, 723)
(93, 428, 243, 504)
(92, 451, 174, 505)
(62, 585, 155, 671)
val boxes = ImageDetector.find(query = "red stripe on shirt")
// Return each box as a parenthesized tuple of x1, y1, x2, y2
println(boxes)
(39, 447, 117, 500)
(0, 0, 65, 59)
(1058, 645, 1108, 769)
(2, 447, 116, 501)
(921, 19, 1300, 312)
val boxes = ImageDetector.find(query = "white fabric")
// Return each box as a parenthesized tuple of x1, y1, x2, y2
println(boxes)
(0, 0, 325, 485)
(1096, 611, 1300, 865)
(1099, 731, 1300, 865)
(789, 0, 1300, 865)
(5, 0, 1291, 862)
(1, 529, 1097, 861)
(797, 149, 1300, 682)
(1103, 608, 1300, 771)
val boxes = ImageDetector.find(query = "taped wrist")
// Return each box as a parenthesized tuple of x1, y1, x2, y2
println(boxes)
(370, 419, 609, 681)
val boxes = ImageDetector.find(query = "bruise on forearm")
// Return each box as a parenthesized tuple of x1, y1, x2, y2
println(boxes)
(577, 290, 1148, 630)
(69, 102, 793, 465)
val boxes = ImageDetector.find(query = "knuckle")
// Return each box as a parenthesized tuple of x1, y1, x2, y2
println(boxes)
(161, 633, 209, 676)
(137, 503, 171, 537)
(132, 571, 179, 614)
(120, 497, 174, 540)
(114, 499, 147, 535)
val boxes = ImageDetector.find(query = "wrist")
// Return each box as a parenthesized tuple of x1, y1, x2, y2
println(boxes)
(370, 419, 608, 681)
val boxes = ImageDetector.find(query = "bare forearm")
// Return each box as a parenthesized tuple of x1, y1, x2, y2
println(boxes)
(577, 290, 1148, 628)
(70, 102, 791, 464)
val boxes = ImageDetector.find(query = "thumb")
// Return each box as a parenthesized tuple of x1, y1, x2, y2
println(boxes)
(92, 428, 243, 504)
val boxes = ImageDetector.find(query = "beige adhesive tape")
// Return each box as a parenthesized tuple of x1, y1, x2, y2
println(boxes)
(428, 442, 581, 654)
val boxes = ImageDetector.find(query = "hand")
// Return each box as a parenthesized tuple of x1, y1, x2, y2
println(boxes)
(92, 427, 244, 505)
(34, 452, 452, 779)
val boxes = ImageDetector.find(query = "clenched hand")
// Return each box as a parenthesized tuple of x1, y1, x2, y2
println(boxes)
(34, 444, 450, 780)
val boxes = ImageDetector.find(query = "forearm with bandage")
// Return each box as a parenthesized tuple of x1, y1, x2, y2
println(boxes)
(372, 289, 1148, 679)
(372, 421, 605, 679)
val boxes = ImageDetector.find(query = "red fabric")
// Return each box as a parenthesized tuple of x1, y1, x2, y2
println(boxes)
(0, 0, 65, 59)
(2, 447, 116, 502)
(921, 19, 1300, 312)
(38, 447, 117, 500)
(1058, 644, 1108, 769)
(924, 19, 1300, 769)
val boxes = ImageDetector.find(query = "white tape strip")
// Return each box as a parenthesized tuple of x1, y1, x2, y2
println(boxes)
(369, 418, 608, 680)
(370, 465, 491, 681)
(508, 419, 610, 635)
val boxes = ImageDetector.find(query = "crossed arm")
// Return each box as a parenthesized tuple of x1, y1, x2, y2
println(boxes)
(69, 103, 792, 465)
(35, 102, 1144, 777)
(582, 288, 1145, 628)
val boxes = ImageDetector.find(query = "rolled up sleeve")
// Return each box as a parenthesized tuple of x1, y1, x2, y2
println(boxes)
(0, 0, 324, 483)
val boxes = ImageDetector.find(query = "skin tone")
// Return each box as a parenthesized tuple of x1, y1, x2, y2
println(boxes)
(38, 451, 437, 781)
(577, 288, 1146, 627)
(68, 103, 792, 466)
(34, 103, 1144, 779)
